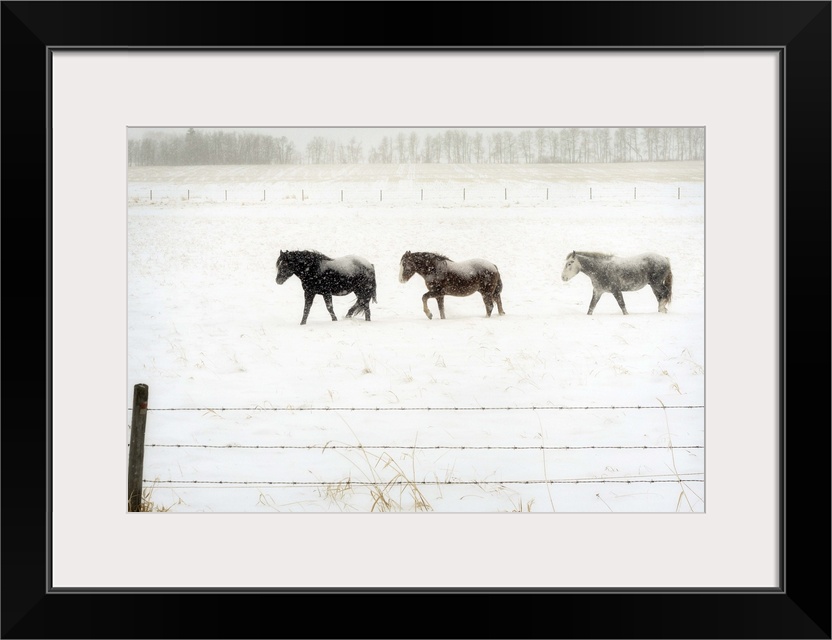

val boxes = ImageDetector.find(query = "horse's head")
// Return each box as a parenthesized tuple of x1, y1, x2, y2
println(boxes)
(275, 250, 294, 285)
(561, 251, 581, 282)
(399, 251, 416, 283)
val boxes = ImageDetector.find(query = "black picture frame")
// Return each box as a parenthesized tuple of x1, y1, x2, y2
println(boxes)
(2, 2, 829, 638)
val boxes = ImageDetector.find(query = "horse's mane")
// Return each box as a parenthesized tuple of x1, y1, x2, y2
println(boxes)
(573, 251, 615, 260)
(287, 249, 332, 262)
(413, 251, 452, 262)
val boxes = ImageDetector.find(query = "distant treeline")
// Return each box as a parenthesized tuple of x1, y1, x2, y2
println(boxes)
(128, 128, 705, 166)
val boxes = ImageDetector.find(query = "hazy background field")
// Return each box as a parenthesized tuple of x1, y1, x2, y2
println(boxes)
(127, 161, 705, 513)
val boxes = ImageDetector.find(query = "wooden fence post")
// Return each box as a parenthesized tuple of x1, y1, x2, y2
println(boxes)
(128, 383, 149, 512)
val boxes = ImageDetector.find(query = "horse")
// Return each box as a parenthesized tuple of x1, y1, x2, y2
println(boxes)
(275, 250, 377, 325)
(561, 251, 673, 315)
(398, 251, 505, 320)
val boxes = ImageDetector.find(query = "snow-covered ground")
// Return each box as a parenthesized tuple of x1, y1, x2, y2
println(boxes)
(128, 161, 705, 513)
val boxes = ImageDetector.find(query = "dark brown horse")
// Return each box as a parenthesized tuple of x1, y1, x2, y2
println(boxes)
(276, 250, 377, 325)
(399, 251, 505, 319)
(561, 251, 673, 315)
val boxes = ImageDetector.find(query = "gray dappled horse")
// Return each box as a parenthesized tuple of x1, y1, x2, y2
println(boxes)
(399, 251, 505, 320)
(275, 250, 377, 325)
(561, 251, 673, 315)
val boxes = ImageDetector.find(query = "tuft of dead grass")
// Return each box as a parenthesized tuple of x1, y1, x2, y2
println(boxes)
(134, 479, 179, 512)
(326, 420, 433, 512)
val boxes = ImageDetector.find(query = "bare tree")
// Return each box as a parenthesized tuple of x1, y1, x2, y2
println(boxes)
(396, 132, 408, 163)
(306, 137, 326, 164)
(408, 132, 420, 163)
(502, 131, 517, 163)
(546, 129, 560, 162)
(519, 129, 534, 163)
(534, 129, 546, 162)
(561, 128, 580, 163)
(379, 136, 393, 163)
(346, 137, 363, 163)
(472, 132, 484, 163)
(488, 132, 503, 163)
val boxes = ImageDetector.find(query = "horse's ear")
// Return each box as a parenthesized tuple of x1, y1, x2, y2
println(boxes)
(404, 250, 411, 257)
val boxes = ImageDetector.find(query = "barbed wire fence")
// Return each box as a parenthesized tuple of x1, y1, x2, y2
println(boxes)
(127, 384, 704, 511)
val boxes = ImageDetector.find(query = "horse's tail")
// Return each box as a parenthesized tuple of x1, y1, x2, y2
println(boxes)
(370, 264, 378, 304)
(664, 267, 673, 304)
(495, 267, 503, 295)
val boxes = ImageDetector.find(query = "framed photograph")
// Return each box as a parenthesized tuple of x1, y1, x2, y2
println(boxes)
(3, 2, 828, 638)
(125, 123, 705, 517)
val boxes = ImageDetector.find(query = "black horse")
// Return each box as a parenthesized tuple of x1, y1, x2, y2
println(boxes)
(399, 251, 505, 319)
(561, 251, 673, 315)
(275, 250, 377, 325)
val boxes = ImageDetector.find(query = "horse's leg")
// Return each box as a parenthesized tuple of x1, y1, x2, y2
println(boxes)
(323, 293, 337, 321)
(587, 290, 603, 315)
(612, 291, 628, 315)
(650, 281, 670, 313)
(482, 293, 494, 317)
(301, 291, 315, 325)
(649, 286, 664, 313)
(494, 293, 505, 315)
(421, 292, 434, 319)
(437, 295, 446, 319)
(345, 301, 359, 318)
(361, 297, 371, 321)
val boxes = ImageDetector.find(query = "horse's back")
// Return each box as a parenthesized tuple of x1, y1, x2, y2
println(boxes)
(447, 258, 499, 277)
(325, 254, 374, 275)
(613, 252, 670, 271)
(638, 252, 670, 263)
(638, 252, 671, 271)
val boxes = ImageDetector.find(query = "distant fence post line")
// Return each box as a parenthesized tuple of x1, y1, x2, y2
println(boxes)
(133, 185, 700, 204)
(128, 383, 149, 512)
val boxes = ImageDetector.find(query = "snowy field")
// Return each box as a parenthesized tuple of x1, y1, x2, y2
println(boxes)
(127, 162, 705, 513)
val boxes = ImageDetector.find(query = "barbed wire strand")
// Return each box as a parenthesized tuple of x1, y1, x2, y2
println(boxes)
(139, 443, 703, 451)
(130, 404, 704, 412)
(143, 477, 705, 488)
